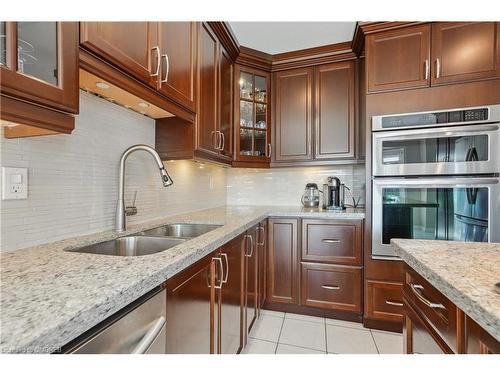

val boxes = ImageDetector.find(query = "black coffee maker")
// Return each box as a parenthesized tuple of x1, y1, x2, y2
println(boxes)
(322, 176, 345, 211)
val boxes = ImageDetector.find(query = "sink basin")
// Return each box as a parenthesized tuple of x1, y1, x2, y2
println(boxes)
(138, 223, 222, 239)
(66, 236, 186, 257)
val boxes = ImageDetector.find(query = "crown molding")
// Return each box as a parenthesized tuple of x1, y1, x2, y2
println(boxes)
(207, 22, 240, 61)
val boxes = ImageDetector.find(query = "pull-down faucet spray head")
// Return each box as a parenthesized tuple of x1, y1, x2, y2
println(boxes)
(159, 166, 174, 187)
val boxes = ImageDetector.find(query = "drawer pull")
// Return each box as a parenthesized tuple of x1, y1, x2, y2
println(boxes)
(385, 300, 403, 307)
(321, 285, 340, 290)
(322, 239, 341, 244)
(410, 283, 446, 310)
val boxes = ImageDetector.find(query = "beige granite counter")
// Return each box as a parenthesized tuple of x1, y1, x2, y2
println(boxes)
(391, 239, 500, 342)
(0, 205, 363, 353)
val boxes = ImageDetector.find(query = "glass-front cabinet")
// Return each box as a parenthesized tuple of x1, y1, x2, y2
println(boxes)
(234, 65, 271, 166)
(0, 22, 79, 114)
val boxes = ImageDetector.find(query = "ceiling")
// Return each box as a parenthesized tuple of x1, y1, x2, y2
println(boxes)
(229, 22, 356, 55)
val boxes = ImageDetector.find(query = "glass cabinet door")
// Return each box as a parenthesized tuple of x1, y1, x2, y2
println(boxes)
(238, 69, 269, 158)
(17, 22, 59, 86)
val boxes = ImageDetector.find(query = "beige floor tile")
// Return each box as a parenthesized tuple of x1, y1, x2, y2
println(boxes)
(326, 325, 378, 354)
(260, 309, 285, 318)
(248, 315, 283, 342)
(285, 313, 325, 323)
(242, 338, 277, 354)
(371, 331, 404, 354)
(325, 318, 368, 330)
(279, 318, 326, 351)
(276, 343, 325, 354)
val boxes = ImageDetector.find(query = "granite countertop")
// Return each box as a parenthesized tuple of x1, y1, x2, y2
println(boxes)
(0, 205, 364, 353)
(391, 239, 500, 342)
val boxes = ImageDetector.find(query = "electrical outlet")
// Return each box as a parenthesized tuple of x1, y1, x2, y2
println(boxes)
(2, 167, 28, 200)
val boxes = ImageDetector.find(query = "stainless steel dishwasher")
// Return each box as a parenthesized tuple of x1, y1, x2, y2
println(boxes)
(67, 288, 166, 354)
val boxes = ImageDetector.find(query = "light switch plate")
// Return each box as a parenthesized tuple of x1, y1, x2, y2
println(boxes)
(2, 167, 28, 200)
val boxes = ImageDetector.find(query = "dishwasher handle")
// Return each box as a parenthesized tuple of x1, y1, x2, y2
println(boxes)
(132, 316, 166, 354)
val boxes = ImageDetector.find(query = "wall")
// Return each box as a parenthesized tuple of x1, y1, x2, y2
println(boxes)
(226, 164, 365, 207)
(0, 92, 227, 252)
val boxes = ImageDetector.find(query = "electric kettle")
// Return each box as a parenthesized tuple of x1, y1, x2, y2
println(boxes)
(301, 183, 321, 207)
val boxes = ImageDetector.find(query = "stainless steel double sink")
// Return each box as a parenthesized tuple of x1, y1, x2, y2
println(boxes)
(66, 223, 222, 257)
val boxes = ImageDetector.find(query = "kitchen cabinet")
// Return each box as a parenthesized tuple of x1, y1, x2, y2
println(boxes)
(234, 64, 272, 167)
(165, 252, 217, 354)
(431, 22, 500, 85)
(244, 226, 258, 337)
(219, 45, 233, 159)
(366, 22, 500, 93)
(365, 280, 404, 324)
(157, 22, 197, 111)
(366, 24, 431, 93)
(314, 61, 355, 160)
(466, 316, 500, 354)
(0, 22, 79, 137)
(273, 68, 313, 162)
(257, 220, 267, 314)
(80, 21, 198, 112)
(267, 218, 299, 304)
(273, 61, 358, 165)
(217, 235, 245, 354)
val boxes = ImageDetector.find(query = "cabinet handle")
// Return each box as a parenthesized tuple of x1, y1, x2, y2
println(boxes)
(257, 226, 265, 246)
(220, 132, 225, 151)
(321, 285, 340, 290)
(244, 234, 254, 257)
(160, 53, 170, 83)
(435, 58, 441, 79)
(322, 239, 341, 244)
(151, 46, 160, 77)
(385, 300, 404, 307)
(217, 131, 223, 150)
(266, 144, 272, 158)
(424, 59, 429, 80)
(220, 253, 229, 283)
(409, 283, 446, 310)
(213, 257, 224, 289)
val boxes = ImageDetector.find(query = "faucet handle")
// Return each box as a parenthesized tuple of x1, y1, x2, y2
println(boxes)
(125, 191, 138, 217)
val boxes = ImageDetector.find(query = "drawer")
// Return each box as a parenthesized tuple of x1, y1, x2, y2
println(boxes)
(403, 264, 462, 353)
(365, 280, 404, 323)
(300, 262, 362, 313)
(301, 219, 363, 265)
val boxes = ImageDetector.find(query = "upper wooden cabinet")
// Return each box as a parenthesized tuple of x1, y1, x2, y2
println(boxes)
(274, 67, 313, 162)
(273, 62, 357, 165)
(366, 22, 500, 93)
(80, 21, 197, 112)
(218, 46, 233, 159)
(1, 22, 79, 137)
(157, 22, 197, 111)
(366, 24, 431, 93)
(314, 61, 355, 160)
(234, 65, 272, 167)
(431, 22, 500, 85)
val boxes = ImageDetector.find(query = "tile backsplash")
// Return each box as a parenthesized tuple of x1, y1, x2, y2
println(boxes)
(0, 92, 226, 252)
(226, 165, 365, 207)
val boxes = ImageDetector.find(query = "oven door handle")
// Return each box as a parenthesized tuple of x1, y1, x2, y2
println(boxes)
(372, 177, 499, 187)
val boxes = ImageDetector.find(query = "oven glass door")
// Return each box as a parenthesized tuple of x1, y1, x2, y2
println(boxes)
(373, 124, 499, 176)
(372, 177, 499, 259)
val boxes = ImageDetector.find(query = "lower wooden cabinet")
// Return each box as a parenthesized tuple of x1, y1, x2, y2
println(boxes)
(257, 220, 267, 314)
(244, 225, 258, 338)
(365, 280, 404, 323)
(267, 218, 299, 304)
(466, 316, 500, 354)
(300, 262, 362, 313)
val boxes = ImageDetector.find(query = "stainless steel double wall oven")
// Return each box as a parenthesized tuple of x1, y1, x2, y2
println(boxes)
(371, 105, 500, 259)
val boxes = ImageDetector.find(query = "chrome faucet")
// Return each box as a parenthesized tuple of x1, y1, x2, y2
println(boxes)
(116, 144, 173, 232)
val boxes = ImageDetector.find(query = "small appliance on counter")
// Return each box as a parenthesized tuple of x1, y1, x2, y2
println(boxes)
(323, 176, 349, 211)
(301, 183, 321, 207)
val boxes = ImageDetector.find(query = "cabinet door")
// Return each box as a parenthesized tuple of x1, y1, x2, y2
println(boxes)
(197, 23, 218, 155)
(274, 68, 313, 161)
(367, 24, 430, 92)
(314, 61, 355, 159)
(466, 316, 500, 354)
(0, 22, 78, 113)
(166, 254, 216, 354)
(157, 22, 197, 111)
(257, 220, 268, 313)
(219, 46, 233, 159)
(218, 236, 244, 354)
(365, 280, 404, 323)
(267, 218, 299, 304)
(245, 227, 258, 335)
(80, 22, 158, 87)
(431, 22, 499, 85)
